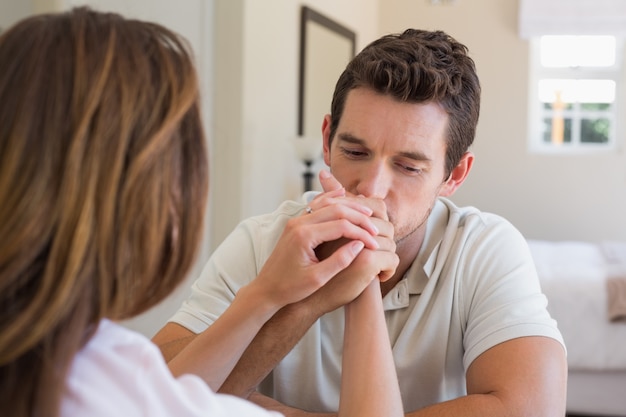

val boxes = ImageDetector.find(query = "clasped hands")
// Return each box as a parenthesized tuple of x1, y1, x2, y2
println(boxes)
(253, 170, 399, 316)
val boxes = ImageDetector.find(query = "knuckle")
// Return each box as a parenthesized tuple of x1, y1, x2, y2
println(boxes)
(284, 220, 311, 244)
(309, 270, 328, 287)
(358, 248, 376, 264)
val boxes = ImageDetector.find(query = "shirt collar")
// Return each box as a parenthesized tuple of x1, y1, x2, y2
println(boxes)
(381, 198, 451, 311)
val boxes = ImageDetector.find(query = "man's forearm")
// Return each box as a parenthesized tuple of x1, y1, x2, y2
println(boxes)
(250, 390, 531, 417)
(249, 392, 335, 417)
(156, 334, 197, 362)
(218, 301, 319, 397)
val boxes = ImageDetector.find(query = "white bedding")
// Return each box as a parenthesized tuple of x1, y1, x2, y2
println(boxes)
(527, 239, 626, 371)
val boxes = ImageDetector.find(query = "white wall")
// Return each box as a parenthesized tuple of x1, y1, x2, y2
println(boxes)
(210, 0, 380, 247)
(379, 0, 626, 242)
(0, 1, 30, 30)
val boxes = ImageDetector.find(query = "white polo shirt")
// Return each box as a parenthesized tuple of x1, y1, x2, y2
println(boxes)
(171, 196, 564, 413)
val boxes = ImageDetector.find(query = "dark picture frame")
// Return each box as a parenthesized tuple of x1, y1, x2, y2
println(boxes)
(297, 6, 356, 137)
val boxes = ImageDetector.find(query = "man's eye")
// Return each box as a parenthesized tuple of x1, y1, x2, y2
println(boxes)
(397, 163, 422, 174)
(340, 147, 367, 158)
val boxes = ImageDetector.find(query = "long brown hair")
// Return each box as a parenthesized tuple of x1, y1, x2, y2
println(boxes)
(0, 7, 208, 417)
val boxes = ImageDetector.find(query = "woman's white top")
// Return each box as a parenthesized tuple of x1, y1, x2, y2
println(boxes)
(61, 319, 283, 417)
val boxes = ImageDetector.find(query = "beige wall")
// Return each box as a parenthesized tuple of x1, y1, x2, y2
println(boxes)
(379, 0, 626, 242)
(0, 1, 30, 29)
(210, 0, 379, 248)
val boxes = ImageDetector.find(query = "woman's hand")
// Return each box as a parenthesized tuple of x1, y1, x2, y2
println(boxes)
(248, 186, 382, 312)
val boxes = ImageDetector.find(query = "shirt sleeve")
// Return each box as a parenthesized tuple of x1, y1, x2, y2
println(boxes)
(169, 218, 262, 333)
(458, 215, 566, 369)
(168, 199, 302, 334)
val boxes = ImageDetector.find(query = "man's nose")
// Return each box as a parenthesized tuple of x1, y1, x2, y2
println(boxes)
(355, 162, 391, 200)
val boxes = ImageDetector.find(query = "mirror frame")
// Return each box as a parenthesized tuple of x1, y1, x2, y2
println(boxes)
(297, 6, 356, 136)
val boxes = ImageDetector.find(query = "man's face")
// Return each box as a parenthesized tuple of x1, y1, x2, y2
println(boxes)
(323, 87, 459, 247)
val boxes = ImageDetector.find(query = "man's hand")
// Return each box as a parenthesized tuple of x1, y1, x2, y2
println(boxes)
(306, 217, 398, 315)
(216, 170, 397, 398)
(304, 170, 399, 315)
(250, 186, 383, 310)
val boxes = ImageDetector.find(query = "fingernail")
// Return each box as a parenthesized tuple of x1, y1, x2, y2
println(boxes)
(351, 241, 365, 254)
(319, 169, 330, 179)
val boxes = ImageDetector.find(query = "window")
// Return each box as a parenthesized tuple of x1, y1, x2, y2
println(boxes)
(528, 35, 623, 152)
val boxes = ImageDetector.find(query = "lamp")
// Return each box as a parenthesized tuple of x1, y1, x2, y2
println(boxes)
(293, 136, 322, 192)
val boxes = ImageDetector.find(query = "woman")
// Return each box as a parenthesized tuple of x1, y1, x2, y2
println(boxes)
(0, 7, 402, 417)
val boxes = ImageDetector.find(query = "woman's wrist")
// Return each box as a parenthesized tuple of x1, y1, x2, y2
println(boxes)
(233, 281, 282, 324)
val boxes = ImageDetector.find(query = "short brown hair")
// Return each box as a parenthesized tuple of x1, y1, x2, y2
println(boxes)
(329, 29, 481, 177)
(0, 7, 207, 417)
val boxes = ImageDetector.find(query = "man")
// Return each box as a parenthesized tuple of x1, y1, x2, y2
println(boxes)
(153, 29, 567, 416)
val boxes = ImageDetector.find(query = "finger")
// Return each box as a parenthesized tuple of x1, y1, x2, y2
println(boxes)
(305, 219, 380, 250)
(309, 195, 373, 217)
(303, 204, 379, 237)
(354, 249, 399, 282)
(369, 217, 394, 239)
(371, 235, 396, 254)
(319, 169, 343, 193)
(356, 196, 388, 221)
(313, 240, 366, 283)
(316, 187, 346, 200)
(311, 186, 389, 220)
(376, 251, 400, 282)
(315, 171, 389, 221)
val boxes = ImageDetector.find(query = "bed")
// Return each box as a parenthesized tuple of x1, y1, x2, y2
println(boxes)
(527, 240, 626, 416)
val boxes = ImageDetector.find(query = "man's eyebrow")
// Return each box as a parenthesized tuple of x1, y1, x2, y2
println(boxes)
(336, 132, 365, 146)
(399, 150, 432, 162)
(336, 132, 432, 162)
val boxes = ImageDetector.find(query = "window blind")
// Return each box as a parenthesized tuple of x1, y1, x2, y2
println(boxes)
(519, 0, 626, 38)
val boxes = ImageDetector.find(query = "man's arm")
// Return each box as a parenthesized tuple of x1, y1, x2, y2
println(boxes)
(218, 300, 319, 397)
(156, 227, 373, 391)
(404, 336, 567, 417)
(152, 184, 388, 389)
(151, 304, 313, 396)
(219, 227, 399, 397)
(240, 282, 404, 417)
(217, 170, 396, 397)
(152, 322, 197, 362)
(244, 336, 567, 417)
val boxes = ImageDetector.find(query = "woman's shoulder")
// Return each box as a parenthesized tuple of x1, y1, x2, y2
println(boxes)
(61, 320, 283, 417)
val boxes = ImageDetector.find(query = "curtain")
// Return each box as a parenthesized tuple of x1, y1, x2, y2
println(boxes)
(519, 0, 626, 38)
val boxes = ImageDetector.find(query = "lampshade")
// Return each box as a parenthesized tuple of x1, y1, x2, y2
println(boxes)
(293, 136, 322, 162)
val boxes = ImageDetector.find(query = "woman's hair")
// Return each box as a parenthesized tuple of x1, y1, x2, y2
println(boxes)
(329, 29, 481, 178)
(0, 7, 208, 417)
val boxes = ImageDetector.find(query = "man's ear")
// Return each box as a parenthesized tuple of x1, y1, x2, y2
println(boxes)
(322, 114, 332, 166)
(439, 152, 474, 197)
